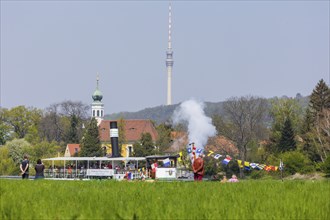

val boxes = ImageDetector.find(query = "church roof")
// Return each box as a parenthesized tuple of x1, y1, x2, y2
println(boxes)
(99, 119, 158, 143)
(92, 88, 103, 102)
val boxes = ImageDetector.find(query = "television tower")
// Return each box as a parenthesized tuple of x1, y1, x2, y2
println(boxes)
(166, 3, 174, 105)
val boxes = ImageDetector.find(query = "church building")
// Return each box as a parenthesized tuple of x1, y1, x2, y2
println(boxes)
(91, 75, 158, 157)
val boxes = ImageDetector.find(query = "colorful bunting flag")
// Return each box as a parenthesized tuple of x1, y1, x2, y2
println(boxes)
(250, 163, 258, 169)
(213, 154, 222, 159)
(244, 161, 250, 170)
(207, 151, 214, 157)
(178, 152, 183, 162)
(222, 156, 232, 165)
(151, 163, 158, 172)
(264, 165, 272, 172)
(163, 158, 171, 167)
(256, 164, 265, 170)
(185, 149, 281, 172)
(279, 159, 284, 171)
(237, 160, 250, 170)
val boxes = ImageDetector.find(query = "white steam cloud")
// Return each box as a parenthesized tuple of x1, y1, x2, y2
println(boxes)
(172, 99, 217, 150)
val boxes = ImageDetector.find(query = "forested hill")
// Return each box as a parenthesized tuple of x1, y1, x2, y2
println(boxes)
(104, 95, 309, 124)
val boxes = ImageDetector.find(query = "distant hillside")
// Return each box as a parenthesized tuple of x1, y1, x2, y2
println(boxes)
(105, 95, 309, 124)
(104, 104, 180, 124)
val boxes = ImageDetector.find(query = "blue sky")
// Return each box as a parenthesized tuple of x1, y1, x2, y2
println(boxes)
(1, 1, 329, 114)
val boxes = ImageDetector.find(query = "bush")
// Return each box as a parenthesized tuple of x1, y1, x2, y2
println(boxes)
(249, 170, 267, 179)
(0, 146, 19, 175)
(281, 151, 314, 175)
(321, 156, 330, 177)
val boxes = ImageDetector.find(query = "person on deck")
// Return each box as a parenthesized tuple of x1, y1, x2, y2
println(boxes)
(20, 155, 30, 179)
(193, 154, 205, 181)
(35, 159, 45, 179)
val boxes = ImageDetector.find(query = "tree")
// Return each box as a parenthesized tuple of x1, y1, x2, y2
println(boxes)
(280, 151, 314, 175)
(66, 114, 79, 143)
(222, 96, 268, 178)
(0, 146, 19, 175)
(25, 141, 61, 164)
(269, 97, 303, 148)
(39, 101, 89, 143)
(278, 118, 296, 152)
(133, 133, 155, 157)
(59, 100, 90, 119)
(118, 117, 126, 155)
(39, 104, 64, 142)
(2, 106, 42, 140)
(0, 108, 11, 145)
(302, 79, 330, 162)
(6, 139, 31, 165)
(309, 79, 330, 117)
(79, 118, 103, 157)
(155, 123, 172, 154)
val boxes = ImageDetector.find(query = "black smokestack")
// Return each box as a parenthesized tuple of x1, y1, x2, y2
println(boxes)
(110, 121, 120, 157)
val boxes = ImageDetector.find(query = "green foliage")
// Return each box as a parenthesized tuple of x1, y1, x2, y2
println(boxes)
(204, 156, 220, 176)
(0, 146, 19, 175)
(281, 151, 314, 175)
(321, 156, 330, 177)
(155, 123, 172, 154)
(133, 133, 155, 157)
(79, 118, 103, 157)
(270, 98, 303, 133)
(38, 101, 89, 143)
(249, 170, 267, 179)
(5, 139, 31, 165)
(65, 115, 79, 144)
(132, 142, 144, 157)
(0, 109, 12, 145)
(1, 106, 42, 140)
(39, 111, 64, 142)
(2, 180, 329, 219)
(223, 160, 240, 178)
(25, 141, 61, 164)
(269, 99, 302, 153)
(223, 96, 268, 177)
(279, 118, 297, 152)
(309, 79, 330, 115)
(301, 80, 330, 163)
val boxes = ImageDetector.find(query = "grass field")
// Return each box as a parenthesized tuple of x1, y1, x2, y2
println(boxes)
(1, 179, 329, 220)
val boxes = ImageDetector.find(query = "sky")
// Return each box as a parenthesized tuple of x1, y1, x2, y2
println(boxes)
(1, 1, 329, 114)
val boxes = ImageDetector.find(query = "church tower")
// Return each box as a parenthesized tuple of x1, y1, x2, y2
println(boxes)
(166, 3, 174, 105)
(91, 73, 104, 124)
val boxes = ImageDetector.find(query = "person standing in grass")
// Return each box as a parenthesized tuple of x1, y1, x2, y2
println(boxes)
(193, 154, 205, 181)
(35, 159, 45, 179)
(20, 155, 30, 179)
(228, 174, 239, 183)
(220, 176, 228, 183)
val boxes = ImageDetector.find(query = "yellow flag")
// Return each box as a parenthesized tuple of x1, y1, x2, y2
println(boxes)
(178, 152, 182, 162)
(207, 151, 214, 157)
(237, 160, 243, 168)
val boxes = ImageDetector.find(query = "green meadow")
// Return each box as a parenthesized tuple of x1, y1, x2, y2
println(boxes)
(1, 179, 329, 220)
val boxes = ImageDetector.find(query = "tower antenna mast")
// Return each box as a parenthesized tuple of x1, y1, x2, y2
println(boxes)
(166, 2, 174, 105)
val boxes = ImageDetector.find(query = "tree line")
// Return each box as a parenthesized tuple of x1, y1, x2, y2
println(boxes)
(0, 79, 329, 178)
